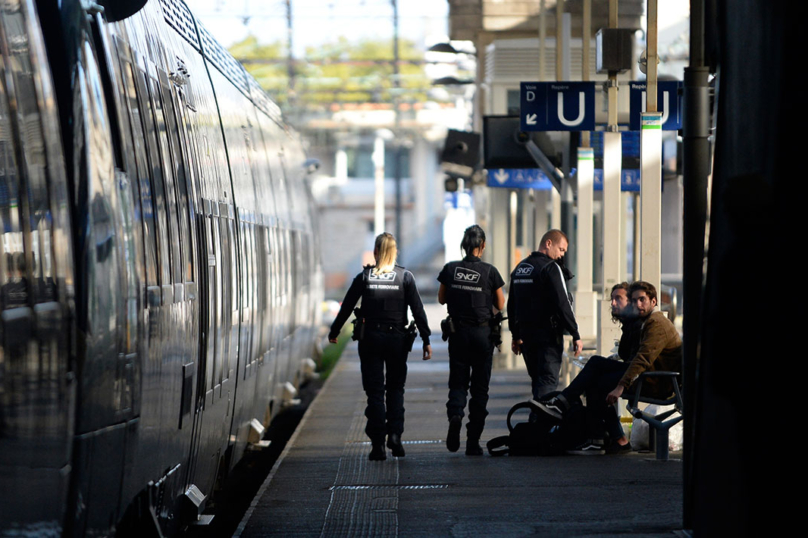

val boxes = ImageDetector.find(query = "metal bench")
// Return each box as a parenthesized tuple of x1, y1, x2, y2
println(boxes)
(625, 371, 683, 461)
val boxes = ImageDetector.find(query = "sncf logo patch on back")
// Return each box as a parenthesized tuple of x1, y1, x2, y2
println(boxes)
(515, 264, 534, 276)
(454, 267, 481, 283)
(369, 271, 397, 282)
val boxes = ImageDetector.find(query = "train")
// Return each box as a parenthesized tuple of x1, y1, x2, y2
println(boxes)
(0, 0, 323, 535)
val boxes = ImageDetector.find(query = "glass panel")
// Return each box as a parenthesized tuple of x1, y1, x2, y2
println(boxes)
(150, 75, 182, 285)
(137, 70, 170, 287)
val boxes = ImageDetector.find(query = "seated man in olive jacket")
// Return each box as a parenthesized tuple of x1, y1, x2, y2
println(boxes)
(534, 280, 682, 454)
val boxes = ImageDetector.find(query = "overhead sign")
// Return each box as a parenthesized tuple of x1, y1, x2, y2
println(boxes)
(629, 81, 683, 130)
(593, 169, 641, 192)
(520, 82, 596, 132)
(487, 168, 553, 190)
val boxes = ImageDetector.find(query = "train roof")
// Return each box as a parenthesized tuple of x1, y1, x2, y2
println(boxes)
(156, 0, 284, 124)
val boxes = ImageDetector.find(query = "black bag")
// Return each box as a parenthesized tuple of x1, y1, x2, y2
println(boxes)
(486, 401, 565, 457)
(559, 402, 594, 450)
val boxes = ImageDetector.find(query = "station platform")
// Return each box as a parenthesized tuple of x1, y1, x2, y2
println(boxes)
(236, 305, 683, 537)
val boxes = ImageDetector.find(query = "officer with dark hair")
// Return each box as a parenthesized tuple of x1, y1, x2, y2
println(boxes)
(508, 229, 582, 404)
(329, 232, 432, 461)
(438, 225, 505, 455)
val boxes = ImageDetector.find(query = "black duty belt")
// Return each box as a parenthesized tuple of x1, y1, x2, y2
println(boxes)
(455, 318, 490, 328)
(366, 321, 405, 333)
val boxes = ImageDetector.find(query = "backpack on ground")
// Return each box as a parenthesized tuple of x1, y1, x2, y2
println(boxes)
(486, 401, 564, 456)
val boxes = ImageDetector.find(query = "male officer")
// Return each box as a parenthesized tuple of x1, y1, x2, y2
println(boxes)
(507, 229, 583, 401)
(535, 281, 682, 454)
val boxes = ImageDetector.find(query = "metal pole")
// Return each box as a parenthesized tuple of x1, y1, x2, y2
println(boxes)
(392, 0, 402, 248)
(646, 0, 658, 112)
(682, 0, 709, 529)
(639, 1, 661, 287)
(574, 0, 596, 340)
(285, 0, 294, 111)
(598, 0, 622, 355)
(550, 0, 564, 233)
(539, 0, 547, 82)
(560, 13, 574, 269)
(373, 135, 386, 236)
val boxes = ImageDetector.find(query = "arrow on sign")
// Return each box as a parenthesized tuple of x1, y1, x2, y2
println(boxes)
(494, 169, 509, 184)
(525, 114, 537, 125)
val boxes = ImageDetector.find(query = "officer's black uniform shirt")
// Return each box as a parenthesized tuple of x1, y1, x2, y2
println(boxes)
(506, 252, 580, 341)
(329, 265, 431, 345)
(437, 255, 505, 324)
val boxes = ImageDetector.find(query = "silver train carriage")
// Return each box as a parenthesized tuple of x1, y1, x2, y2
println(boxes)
(0, 0, 324, 535)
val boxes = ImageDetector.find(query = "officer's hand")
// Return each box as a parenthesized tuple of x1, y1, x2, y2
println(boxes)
(422, 344, 432, 361)
(511, 339, 523, 355)
(606, 385, 624, 405)
(572, 339, 583, 357)
(328, 336, 338, 344)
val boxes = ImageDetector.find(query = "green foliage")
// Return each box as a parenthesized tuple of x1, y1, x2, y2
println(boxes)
(318, 324, 352, 381)
(230, 34, 432, 109)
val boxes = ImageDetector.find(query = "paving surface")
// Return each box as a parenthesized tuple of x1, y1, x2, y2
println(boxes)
(237, 305, 683, 537)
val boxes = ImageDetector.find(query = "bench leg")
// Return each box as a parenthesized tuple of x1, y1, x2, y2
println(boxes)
(655, 428, 670, 461)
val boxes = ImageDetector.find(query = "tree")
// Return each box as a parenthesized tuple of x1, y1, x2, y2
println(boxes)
(230, 35, 434, 111)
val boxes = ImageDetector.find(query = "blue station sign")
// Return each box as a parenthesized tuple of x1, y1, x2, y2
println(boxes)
(629, 81, 683, 131)
(520, 82, 596, 132)
(593, 169, 641, 192)
(487, 168, 554, 190)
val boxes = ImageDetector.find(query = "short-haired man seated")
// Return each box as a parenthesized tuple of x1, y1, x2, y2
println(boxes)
(534, 281, 683, 455)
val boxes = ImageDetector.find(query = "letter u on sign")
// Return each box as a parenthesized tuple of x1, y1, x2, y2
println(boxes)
(557, 92, 586, 127)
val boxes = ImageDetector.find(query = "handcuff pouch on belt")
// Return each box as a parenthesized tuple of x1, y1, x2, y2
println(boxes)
(404, 321, 417, 352)
(489, 312, 507, 349)
(351, 308, 365, 341)
(440, 316, 455, 341)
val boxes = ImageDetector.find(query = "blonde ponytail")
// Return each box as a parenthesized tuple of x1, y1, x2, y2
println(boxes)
(372, 232, 397, 275)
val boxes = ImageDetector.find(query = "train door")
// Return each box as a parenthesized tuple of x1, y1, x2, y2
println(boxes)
(177, 76, 237, 497)
(52, 9, 148, 534)
(110, 30, 201, 532)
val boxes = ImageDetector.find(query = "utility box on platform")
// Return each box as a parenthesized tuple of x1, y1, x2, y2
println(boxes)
(596, 28, 635, 74)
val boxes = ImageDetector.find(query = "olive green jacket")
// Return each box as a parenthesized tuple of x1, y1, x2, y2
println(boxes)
(618, 311, 682, 399)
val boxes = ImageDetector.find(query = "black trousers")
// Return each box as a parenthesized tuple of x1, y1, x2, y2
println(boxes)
(521, 335, 563, 400)
(357, 327, 408, 442)
(563, 356, 630, 440)
(446, 324, 493, 440)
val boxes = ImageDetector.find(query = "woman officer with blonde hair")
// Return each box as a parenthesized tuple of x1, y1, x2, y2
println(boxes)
(329, 233, 432, 461)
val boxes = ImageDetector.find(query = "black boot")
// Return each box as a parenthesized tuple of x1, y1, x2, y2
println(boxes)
(465, 437, 483, 456)
(446, 416, 462, 453)
(369, 441, 387, 461)
(387, 433, 406, 457)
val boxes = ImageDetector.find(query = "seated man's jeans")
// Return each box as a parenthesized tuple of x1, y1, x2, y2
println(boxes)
(563, 356, 629, 441)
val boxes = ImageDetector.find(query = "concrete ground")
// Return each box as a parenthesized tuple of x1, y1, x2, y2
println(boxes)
(237, 304, 683, 537)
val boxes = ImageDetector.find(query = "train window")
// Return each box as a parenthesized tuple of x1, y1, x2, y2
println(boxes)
(149, 75, 182, 286)
(10, 73, 55, 305)
(204, 213, 217, 392)
(174, 90, 200, 284)
(216, 214, 227, 388)
(278, 152, 296, 216)
(120, 59, 158, 289)
(228, 217, 238, 380)
(158, 69, 194, 285)
(136, 69, 170, 288)
(265, 126, 289, 222)
(0, 100, 28, 310)
(253, 224, 264, 357)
